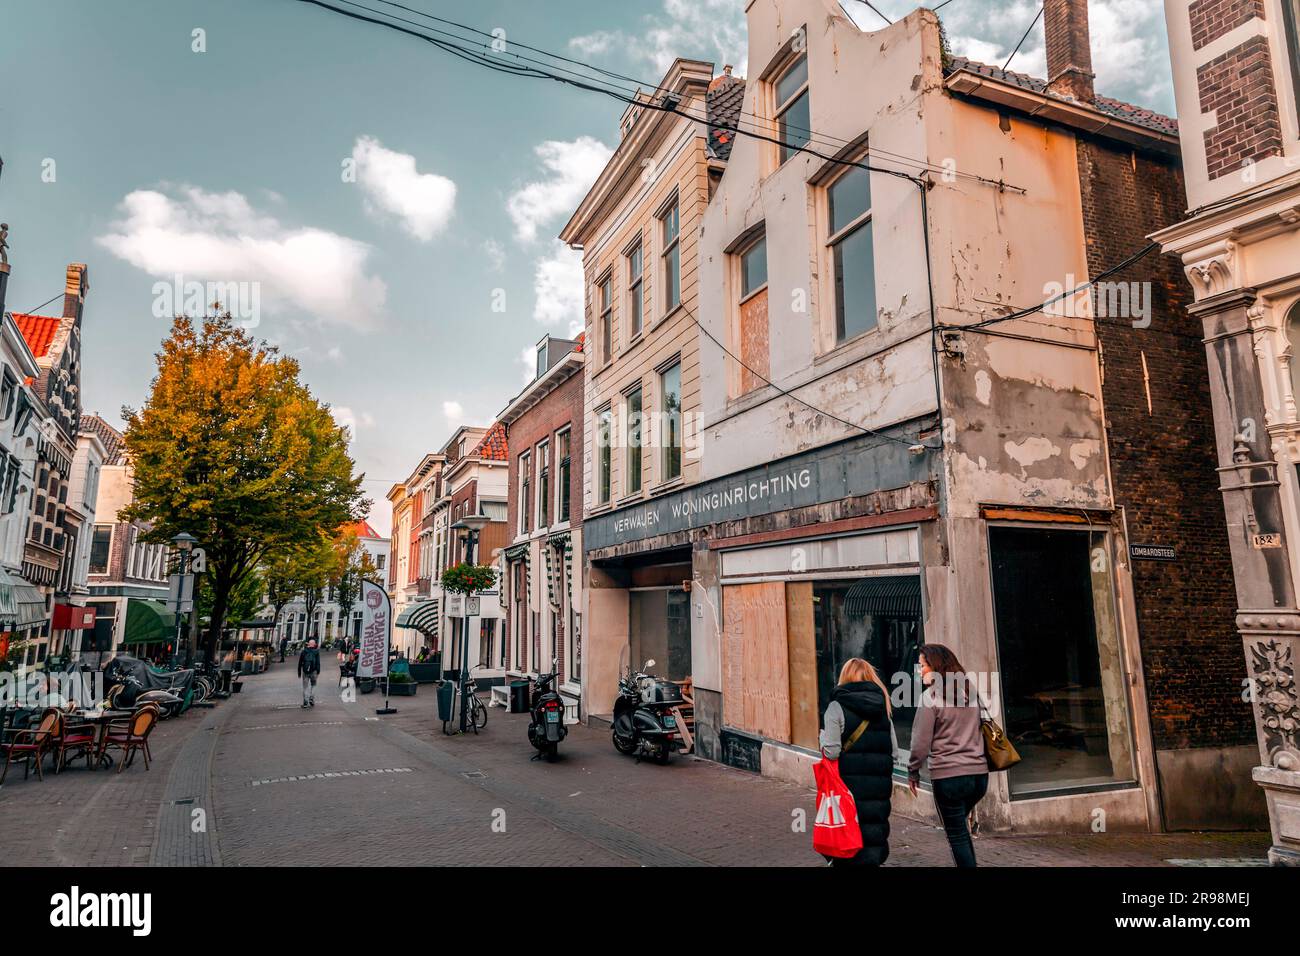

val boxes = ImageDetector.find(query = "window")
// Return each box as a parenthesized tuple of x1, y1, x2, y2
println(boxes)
(660, 201, 680, 313)
(599, 275, 613, 363)
(597, 407, 612, 505)
(988, 526, 1136, 797)
(89, 526, 112, 575)
(556, 428, 571, 524)
(1285, 1, 1300, 120)
(377, 553, 385, 570)
(537, 440, 550, 528)
(536, 342, 547, 379)
(775, 53, 810, 163)
(625, 387, 643, 494)
(627, 241, 644, 338)
(827, 165, 877, 342)
(479, 618, 496, 669)
(740, 236, 768, 299)
(519, 451, 531, 534)
(660, 362, 682, 482)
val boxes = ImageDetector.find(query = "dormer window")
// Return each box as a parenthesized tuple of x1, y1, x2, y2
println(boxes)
(774, 53, 810, 164)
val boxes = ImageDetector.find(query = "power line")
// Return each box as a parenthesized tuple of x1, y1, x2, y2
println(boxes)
(14, 292, 65, 315)
(1003, 2, 1045, 72)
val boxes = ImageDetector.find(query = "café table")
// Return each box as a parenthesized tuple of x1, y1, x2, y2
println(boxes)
(66, 708, 135, 770)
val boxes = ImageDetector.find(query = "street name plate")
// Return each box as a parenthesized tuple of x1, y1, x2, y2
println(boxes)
(1130, 544, 1177, 561)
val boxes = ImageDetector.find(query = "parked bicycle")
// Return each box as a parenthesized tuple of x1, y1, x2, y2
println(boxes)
(442, 678, 488, 735)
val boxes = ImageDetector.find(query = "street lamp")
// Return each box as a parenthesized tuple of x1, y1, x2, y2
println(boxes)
(450, 509, 490, 731)
(171, 533, 197, 666)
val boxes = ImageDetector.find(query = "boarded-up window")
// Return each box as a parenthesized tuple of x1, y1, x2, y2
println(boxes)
(721, 581, 791, 743)
(738, 236, 769, 395)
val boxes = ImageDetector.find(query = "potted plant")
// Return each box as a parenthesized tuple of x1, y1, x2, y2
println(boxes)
(385, 671, 418, 696)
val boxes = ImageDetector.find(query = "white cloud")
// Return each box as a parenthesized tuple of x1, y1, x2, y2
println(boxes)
(482, 238, 506, 272)
(96, 186, 387, 327)
(332, 406, 374, 442)
(442, 400, 465, 427)
(350, 135, 456, 241)
(506, 137, 612, 243)
(570, 0, 748, 79)
(519, 344, 537, 385)
(532, 240, 584, 335)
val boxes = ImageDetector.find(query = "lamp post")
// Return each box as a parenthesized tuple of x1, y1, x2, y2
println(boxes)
(171, 532, 196, 666)
(451, 509, 490, 732)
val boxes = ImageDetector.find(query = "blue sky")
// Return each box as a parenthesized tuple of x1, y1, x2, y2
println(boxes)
(0, 0, 1174, 535)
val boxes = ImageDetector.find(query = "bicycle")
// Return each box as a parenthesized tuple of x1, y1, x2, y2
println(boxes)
(442, 678, 488, 735)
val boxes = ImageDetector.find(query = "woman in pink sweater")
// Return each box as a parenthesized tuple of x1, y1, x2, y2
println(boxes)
(907, 643, 989, 867)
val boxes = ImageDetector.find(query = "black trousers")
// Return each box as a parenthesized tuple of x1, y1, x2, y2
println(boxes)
(931, 773, 988, 867)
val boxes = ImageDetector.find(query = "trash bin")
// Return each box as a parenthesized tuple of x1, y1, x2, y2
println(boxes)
(219, 670, 233, 694)
(436, 681, 454, 722)
(509, 680, 531, 714)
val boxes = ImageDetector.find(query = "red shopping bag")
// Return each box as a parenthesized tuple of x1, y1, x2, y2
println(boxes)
(812, 755, 862, 859)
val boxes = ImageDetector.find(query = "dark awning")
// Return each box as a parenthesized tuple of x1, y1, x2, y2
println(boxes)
(394, 599, 439, 638)
(0, 567, 48, 630)
(844, 575, 922, 618)
(124, 599, 175, 645)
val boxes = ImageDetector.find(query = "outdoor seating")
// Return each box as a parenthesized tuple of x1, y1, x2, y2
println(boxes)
(51, 711, 99, 773)
(0, 707, 59, 784)
(96, 703, 160, 774)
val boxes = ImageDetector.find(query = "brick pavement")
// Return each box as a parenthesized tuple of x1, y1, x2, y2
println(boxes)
(0, 658, 1273, 866)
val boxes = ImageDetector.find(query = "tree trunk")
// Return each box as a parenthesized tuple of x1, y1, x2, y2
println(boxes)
(205, 578, 231, 663)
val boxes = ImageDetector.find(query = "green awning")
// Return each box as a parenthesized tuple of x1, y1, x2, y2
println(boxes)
(394, 599, 439, 638)
(124, 599, 176, 645)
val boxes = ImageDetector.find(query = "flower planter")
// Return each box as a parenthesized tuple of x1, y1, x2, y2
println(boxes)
(358, 677, 376, 694)
(385, 681, 418, 696)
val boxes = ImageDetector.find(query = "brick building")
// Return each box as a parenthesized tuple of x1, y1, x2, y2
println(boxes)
(1154, 0, 1300, 865)
(573, 0, 1254, 834)
(500, 334, 585, 717)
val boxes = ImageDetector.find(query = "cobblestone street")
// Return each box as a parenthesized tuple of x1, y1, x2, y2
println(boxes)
(0, 658, 1272, 867)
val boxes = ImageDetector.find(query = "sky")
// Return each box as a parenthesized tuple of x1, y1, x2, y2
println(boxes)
(0, 0, 1176, 536)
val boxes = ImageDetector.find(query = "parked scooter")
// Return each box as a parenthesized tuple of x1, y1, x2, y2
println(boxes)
(526, 658, 567, 762)
(612, 659, 683, 765)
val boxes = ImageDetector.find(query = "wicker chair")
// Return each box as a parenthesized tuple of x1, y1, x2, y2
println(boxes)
(0, 707, 59, 784)
(52, 711, 99, 772)
(97, 703, 160, 773)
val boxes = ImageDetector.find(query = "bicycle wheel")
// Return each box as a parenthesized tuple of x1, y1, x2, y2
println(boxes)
(472, 698, 488, 731)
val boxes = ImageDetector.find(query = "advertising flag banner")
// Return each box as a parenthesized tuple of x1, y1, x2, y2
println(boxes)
(357, 579, 391, 680)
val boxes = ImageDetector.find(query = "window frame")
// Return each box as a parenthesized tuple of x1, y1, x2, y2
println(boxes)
(596, 405, 613, 506)
(658, 197, 681, 316)
(625, 385, 643, 496)
(823, 162, 878, 346)
(626, 237, 644, 340)
(536, 438, 550, 529)
(658, 360, 683, 483)
(555, 426, 572, 524)
(518, 450, 532, 535)
(773, 52, 810, 165)
(597, 272, 614, 364)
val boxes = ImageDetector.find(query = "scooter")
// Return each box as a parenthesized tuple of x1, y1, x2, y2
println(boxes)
(526, 658, 567, 762)
(611, 659, 683, 765)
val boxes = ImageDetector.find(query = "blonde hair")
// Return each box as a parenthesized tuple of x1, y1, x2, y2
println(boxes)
(837, 657, 893, 715)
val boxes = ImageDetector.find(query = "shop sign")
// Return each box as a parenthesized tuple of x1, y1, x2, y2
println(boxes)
(1130, 543, 1177, 561)
(584, 430, 930, 552)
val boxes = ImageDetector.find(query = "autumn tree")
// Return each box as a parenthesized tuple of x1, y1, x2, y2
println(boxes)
(122, 314, 365, 661)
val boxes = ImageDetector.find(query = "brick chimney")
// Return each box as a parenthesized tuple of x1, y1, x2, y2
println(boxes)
(1044, 0, 1095, 103)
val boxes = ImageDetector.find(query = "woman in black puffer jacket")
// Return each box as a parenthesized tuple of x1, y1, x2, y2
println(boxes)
(819, 658, 896, 866)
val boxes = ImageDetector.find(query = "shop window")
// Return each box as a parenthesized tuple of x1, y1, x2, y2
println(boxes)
(630, 588, 692, 683)
(988, 526, 1136, 797)
(479, 618, 496, 669)
(812, 576, 923, 761)
(826, 164, 877, 343)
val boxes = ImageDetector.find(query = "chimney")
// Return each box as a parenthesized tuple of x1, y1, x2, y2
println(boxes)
(1043, 0, 1095, 103)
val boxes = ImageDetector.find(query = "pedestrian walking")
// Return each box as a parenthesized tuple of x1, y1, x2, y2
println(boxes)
(298, 639, 321, 708)
(819, 657, 896, 866)
(279, 636, 288, 663)
(908, 643, 989, 867)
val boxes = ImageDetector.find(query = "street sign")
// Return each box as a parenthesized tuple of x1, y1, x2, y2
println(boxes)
(1130, 543, 1176, 562)
(445, 593, 465, 616)
(467, 596, 480, 616)
(167, 573, 194, 612)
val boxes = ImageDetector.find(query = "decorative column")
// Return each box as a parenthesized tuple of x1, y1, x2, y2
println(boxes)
(1189, 286, 1300, 865)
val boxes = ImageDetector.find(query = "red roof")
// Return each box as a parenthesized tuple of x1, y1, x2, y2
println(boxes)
(341, 519, 381, 540)
(12, 313, 61, 359)
(472, 421, 508, 461)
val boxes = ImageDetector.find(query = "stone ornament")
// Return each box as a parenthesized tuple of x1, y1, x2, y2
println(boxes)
(1251, 639, 1300, 771)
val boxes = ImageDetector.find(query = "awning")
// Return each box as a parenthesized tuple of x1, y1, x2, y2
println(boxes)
(394, 599, 439, 637)
(123, 598, 176, 645)
(844, 575, 922, 618)
(0, 567, 48, 630)
(53, 603, 96, 630)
